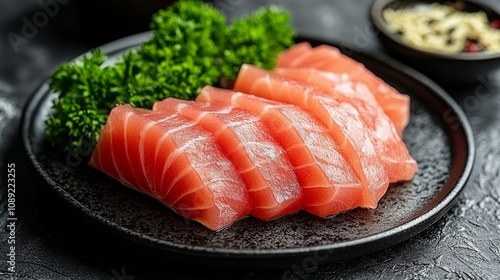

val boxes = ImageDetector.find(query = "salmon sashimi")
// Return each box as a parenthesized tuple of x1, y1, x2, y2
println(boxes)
(197, 86, 363, 217)
(153, 98, 303, 221)
(277, 41, 313, 67)
(278, 42, 410, 136)
(274, 67, 418, 182)
(89, 105, 252, 231)
(233, 64, 390, 208)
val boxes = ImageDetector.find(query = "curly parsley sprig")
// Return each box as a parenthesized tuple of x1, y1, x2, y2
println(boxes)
(45, 0, 295, 152)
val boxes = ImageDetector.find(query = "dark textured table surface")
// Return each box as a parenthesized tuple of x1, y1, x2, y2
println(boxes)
(1, 0, 500, 279)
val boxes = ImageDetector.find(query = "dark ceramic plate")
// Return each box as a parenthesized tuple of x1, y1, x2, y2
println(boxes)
(21, 32, 475, 269)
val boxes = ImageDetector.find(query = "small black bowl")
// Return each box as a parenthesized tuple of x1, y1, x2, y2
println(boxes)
(371, 0, 500, 84)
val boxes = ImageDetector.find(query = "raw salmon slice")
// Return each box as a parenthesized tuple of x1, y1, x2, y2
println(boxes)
(278, 42, 410, 135)
(274, 67, 418, 182)
(153, 98, 303, 221)
(277, 41, 313, 67)
(89, 105, 252, 231)
(234, 64, 389, 208)
(197, 86, 363, 217)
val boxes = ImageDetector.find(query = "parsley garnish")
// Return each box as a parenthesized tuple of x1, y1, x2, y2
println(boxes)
(45, 0, 295, 152)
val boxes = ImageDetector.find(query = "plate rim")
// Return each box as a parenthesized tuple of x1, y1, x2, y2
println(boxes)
(21, 31, 476, 263)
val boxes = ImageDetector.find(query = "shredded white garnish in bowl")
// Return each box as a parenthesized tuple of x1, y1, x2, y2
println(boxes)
(383, 2, 500, 54)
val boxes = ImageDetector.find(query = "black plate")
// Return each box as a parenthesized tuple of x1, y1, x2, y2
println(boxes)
(21, 32, 475, 269)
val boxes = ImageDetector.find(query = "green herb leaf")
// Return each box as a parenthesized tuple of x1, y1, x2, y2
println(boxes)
(45, 0, 295, 152)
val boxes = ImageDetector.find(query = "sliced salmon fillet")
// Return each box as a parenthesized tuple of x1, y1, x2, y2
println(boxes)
(89, 105, 252, 231)
(278, 42, 410, 136)
(274, 67, 418, 182)
(153, 98, 303, 221)
(197, 86, 363, 217)
(233, 64, 390, 208)
(277, 41, 313, 67)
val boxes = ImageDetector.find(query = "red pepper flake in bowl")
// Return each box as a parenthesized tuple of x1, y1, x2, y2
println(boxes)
(490, 18, 500, 29)
(464, 38, 485, 52)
